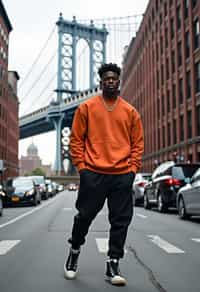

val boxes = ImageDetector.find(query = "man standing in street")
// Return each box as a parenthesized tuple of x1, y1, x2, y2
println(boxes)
(64, 63, 144, 286)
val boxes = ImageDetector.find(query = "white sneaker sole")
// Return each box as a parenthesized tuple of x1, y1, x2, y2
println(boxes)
(106, 275, 127, 286)
(64, 263, 78, 279)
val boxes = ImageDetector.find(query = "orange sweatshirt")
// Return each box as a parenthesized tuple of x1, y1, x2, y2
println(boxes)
(69, 95, 144, 174)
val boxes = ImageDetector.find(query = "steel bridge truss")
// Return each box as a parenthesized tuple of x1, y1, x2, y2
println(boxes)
(56, 14, 108, 101)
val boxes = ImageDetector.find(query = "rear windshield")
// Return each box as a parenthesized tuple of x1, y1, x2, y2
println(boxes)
(142, 175, 152, 181)
(172, 165, 200, 179)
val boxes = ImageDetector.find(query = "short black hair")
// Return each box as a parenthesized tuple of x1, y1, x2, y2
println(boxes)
(98, 63, 121, 78)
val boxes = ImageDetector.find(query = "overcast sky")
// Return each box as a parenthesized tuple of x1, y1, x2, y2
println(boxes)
(4, 0, 149, 166)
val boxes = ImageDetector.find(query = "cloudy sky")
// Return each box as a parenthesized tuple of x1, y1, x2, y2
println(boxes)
(4, 0, 149, 165)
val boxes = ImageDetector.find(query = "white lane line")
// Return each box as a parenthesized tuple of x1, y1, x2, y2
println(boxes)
(136, 213, 147, 219)
(95, 238, 127, 253)
(0, 240, 21, 255)
(191, 238, 200, 243)
(0, 195, 61, 229)
(63, 208, 72, 211)
(148, 235, 185, 254)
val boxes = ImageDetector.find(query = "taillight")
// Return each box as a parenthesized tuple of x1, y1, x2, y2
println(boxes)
(164, 178, 181, 186)
(136, 182, 146, 187)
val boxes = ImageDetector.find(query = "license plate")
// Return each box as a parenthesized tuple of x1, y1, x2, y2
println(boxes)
(12, 196, 20, 202)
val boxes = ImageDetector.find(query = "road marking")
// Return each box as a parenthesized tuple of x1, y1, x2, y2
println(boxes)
(0, 240, 21, 255)
(63, 207, 72, 211)
(0, 194, 62, 229)
(95, 238, 127, 253)
(148, 235, 185, 254)
(191, 238, 200, 243)
(136, 213, 147, 218)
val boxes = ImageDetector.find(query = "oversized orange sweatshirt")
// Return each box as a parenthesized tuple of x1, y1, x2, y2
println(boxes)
(69, 95, 144, 174)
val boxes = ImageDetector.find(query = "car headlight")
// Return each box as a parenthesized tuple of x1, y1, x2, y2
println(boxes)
(26, 189, 34, 196)
(0, 191, 5, 197)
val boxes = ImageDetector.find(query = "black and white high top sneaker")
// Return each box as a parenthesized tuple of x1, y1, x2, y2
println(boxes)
(105, 258, 127, 286)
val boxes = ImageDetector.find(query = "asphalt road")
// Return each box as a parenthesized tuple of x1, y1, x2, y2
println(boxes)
(0, 190, 200, 292)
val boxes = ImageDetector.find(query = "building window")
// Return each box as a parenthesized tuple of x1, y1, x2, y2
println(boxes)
(157, 97, 160, 119)
(162, 126, 165, 147)
(187, 110, 192, 139)
(176, 6, 181, 30)
(167, 90, 170, 113)
(173, 119, 177, 144)
(171, 50, 175, 73)
(196, 105, 200, 136)
(180, 115, 184, 141)
(186, 71, 191, 98)
(178, 41, 182, 67)
(192, 0, 197, 8)
(162, 95, 165, 116)
(195, 62, 200, 93)
(167, 122, 171, 146)
(164, 2, 167, 17)
(179, 78, 183, 104)
(165, 27, 168, 48)
(184, 0, 189, 18)
(160, 36, 163, 55)
(193, 19, 200, 50)
(185, 31, 190, 59)
(170, 18, 174, 39)
(172, 83, 176, 109)
(157, 70, 160, 89)
(161, 64, 164, 85)
(166, 58, 169, 80)
(156, 42, 159, 61)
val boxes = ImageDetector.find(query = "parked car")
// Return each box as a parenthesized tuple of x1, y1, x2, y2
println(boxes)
(132, 173, 151, 205)
(57, 184, 64, 192)
(29, 176, 48, 200)
(144, 161, 200, 212)
(45, 179, 56, 197)
(177, 167, 200, 219)
(0, 184, 5, 216)
(3, 177, 41, 206)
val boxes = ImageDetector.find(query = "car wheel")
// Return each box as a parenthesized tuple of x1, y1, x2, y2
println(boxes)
(157, 194, 167, 213)
(0, 197, 3, 216)
(144, 193, 151, 209)
(178, 197, 189, 220)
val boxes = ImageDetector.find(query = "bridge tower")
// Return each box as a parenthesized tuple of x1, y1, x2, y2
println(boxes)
(50, 14, 108, 174)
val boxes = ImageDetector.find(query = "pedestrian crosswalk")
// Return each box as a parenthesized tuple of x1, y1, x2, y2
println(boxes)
(1, 236, 200, 256)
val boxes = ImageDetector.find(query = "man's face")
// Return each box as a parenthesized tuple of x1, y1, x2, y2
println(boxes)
(100, 71, 120, 94)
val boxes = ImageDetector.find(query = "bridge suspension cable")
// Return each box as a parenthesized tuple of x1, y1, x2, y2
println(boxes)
(19, 25, 56, 91)
(21, 51, 57, 103)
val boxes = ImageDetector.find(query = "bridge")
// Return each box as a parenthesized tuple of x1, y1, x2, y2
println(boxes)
(19, 13, 142, 174)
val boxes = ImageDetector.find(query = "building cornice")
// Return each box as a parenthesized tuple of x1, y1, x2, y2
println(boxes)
(0, 0, 12, 32)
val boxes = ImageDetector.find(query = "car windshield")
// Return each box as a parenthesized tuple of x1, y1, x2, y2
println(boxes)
(172, 165, 200, 180)
(31, 177, 44, 184)
(142, 175, 152, 181)
(12, 179, 32, 189)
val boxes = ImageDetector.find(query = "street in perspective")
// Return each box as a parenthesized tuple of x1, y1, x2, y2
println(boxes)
(1, 0, 200, 291)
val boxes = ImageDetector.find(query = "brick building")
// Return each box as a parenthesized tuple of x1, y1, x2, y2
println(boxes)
(20, 142, 53, 176)
(121, 0, 200, 172)
(0, 1, 19, 179)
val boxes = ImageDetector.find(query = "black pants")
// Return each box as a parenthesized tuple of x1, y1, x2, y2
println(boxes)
(68, 170, 134, 259)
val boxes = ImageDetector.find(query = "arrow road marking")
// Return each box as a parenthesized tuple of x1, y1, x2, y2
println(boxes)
(0, 240, 21, 255)
(148, 235, 185, 254)
(136, 213, 147, 218)
(191, 238, 200, 243)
